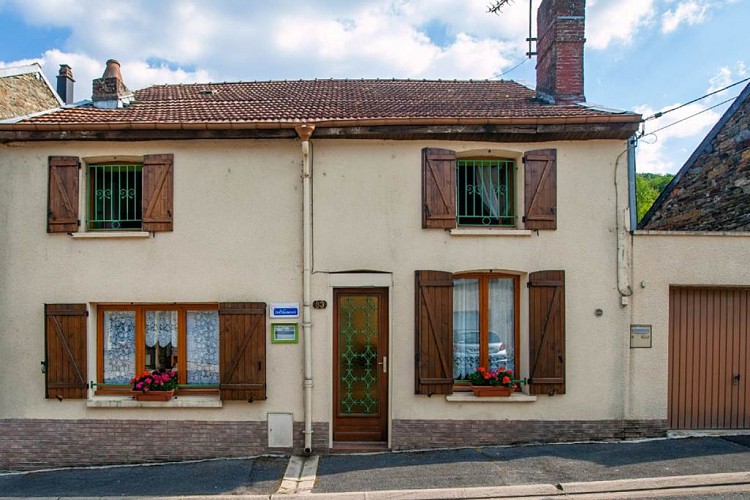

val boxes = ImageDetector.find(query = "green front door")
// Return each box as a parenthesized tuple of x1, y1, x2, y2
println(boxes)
(332, 288, 389, 442)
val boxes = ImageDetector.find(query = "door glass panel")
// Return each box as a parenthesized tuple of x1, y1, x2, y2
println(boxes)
(103, 310, 135, 384)
(145, 310, 177, 370)
(489, 278, 515, 373)
(338, 295, 379, 415)
(453, 278, 480, 379)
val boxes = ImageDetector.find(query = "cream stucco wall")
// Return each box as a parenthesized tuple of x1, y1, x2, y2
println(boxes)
(0, 140, 305, 421)
(310, 139, 634, 422)
(630, 232, 750, 421)
(1, 136, 655, 430)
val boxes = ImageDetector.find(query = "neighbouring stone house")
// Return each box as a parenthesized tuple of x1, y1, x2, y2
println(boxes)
(0, 63, 65, 121)
(1, 0, 748, 471)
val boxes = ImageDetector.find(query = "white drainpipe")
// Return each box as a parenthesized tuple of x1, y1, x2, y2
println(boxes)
(295, 123, 315, 454)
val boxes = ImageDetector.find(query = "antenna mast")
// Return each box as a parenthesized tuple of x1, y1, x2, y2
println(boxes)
(526, 0, 537, 58)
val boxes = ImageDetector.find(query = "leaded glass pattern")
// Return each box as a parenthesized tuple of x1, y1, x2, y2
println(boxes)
(338, 295, 380, 415)
(103, 310, 135, 384)
(187, 310, 219, 385)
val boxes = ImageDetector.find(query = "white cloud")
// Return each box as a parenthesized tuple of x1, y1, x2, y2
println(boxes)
(635, 101, 722, 174)
(661, 0, 711, 33)
(707, 61, 748, 94)
(586, 0, 655, 49)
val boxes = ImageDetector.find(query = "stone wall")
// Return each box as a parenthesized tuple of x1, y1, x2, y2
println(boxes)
(643, 90, 750, 231)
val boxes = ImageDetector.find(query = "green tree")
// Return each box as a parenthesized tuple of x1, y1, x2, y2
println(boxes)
(636, 173, 674, 223)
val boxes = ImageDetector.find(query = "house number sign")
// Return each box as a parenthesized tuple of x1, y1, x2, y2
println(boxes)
(270, 302, 300, 319)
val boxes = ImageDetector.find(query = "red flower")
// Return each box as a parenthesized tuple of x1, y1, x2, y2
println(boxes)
(502, 376, 511, 384)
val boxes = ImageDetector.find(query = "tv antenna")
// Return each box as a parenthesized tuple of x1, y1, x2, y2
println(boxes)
(488, 1, 537, 59)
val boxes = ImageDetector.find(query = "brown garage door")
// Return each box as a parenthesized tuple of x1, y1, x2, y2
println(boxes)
(669, 287, 750, 429)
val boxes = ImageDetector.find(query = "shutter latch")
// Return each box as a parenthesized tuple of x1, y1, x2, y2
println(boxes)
(40, 360, 47, 373)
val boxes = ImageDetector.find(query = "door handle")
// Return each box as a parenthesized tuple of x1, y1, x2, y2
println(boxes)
(378, 356, 387, 374)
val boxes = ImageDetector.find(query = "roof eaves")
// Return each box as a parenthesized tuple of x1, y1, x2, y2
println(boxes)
(639, 80, 750, 229)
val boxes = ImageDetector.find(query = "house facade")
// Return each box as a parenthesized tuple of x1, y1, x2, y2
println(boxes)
(5, 0, 746, 471)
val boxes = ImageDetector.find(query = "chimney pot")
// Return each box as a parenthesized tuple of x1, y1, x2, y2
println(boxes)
(56, 64, 75, 105)
(535, 0, 586, 104)
(102, 59, 123, 80)
(92, 59, 134, 109)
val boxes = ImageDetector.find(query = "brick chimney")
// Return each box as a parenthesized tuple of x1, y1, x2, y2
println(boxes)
(535, 0, 586, 104)
(92, 59, 134, 109)
(56, 64, 75, 105)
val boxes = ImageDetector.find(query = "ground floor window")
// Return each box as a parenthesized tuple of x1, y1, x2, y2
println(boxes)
(453, 273, 519, 380)
(98, 304, 219, 388)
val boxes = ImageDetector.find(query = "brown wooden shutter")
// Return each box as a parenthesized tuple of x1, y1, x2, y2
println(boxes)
(44, 304, 88, 399)
(528, 270, 566, 395)
(415, 270, 454, 395)
(422, 148, 457, 229)
(142, 154, 174, 232)
(219, 302, 266, 401)
(47, 156, 80, 233)
(523, 149, 557, 230)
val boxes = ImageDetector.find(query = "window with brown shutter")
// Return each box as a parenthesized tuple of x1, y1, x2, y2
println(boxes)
(47, 156, 80, 233)
(142, 154, 174, 232)
(219, 302, 267, 401)
(422, 148, 457, 229)
(528, 270, 566, 395)
(523, 149, 557, 230)
(45, 304, 88, 399)
(415, 270, 454, 395)
(48, 153, 174, 233)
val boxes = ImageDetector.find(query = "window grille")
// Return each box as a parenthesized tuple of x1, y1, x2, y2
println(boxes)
(456, 159, 515, 227)
(88, 164, 142, 230)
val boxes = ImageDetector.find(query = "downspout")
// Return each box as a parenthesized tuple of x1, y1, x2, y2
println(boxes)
(295, 123, 315, 454)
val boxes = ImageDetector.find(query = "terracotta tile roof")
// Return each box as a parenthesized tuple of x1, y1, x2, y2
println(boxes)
(16, 79, 638, 127)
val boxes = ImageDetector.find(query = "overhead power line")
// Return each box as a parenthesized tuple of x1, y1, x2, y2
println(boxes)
(646, 94, 740, 136)
(643, 76, 750, 122)
(492, 57, 529, 79)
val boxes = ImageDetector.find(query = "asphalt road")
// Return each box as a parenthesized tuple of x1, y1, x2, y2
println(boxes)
(2, 436, 750, 497)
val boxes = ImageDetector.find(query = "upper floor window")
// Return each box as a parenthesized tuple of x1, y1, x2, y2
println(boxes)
(421, 148, 557, 231)
(47, 154, 174, 234)
(456, 159, 515, 227)
(88, 163, 143, 230)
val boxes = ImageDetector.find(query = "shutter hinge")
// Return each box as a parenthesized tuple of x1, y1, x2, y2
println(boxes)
(522, 216, 526, 223)
(86, 310, 89, 317)
(415, 353, 420, 364)
(77, 219, 81, 227)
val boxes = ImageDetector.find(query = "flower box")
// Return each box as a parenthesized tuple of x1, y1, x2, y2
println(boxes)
(471, 385, 512, 397)
(132, 389, 175, 402)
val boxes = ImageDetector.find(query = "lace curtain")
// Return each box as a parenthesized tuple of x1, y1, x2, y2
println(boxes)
(103, 311, 135, 384)
(489, 278, 515, 373)
(453, 279, 479, 379)
(145, 310, 178, 347)
(187, 310, 219, 384)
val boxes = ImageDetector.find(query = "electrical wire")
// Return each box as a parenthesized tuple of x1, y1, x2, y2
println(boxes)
(647, 94, 739, 136)
(491, 57, 529, 79)
(642, 76, 750, 122)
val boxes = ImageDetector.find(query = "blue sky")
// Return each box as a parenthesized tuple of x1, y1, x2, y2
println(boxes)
(1, 0, 747, 174)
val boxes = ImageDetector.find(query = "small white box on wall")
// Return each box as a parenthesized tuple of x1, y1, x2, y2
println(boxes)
(268, 412, 294, 448)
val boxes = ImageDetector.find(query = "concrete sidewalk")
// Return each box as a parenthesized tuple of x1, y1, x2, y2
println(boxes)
(2, 435, 750, 498)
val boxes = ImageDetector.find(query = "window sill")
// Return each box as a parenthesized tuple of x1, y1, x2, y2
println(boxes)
(449, 228, 532, 237)
(71, 231, 150, 239)
(446, 392, 537, 403)
(87, 395, 222, 408)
